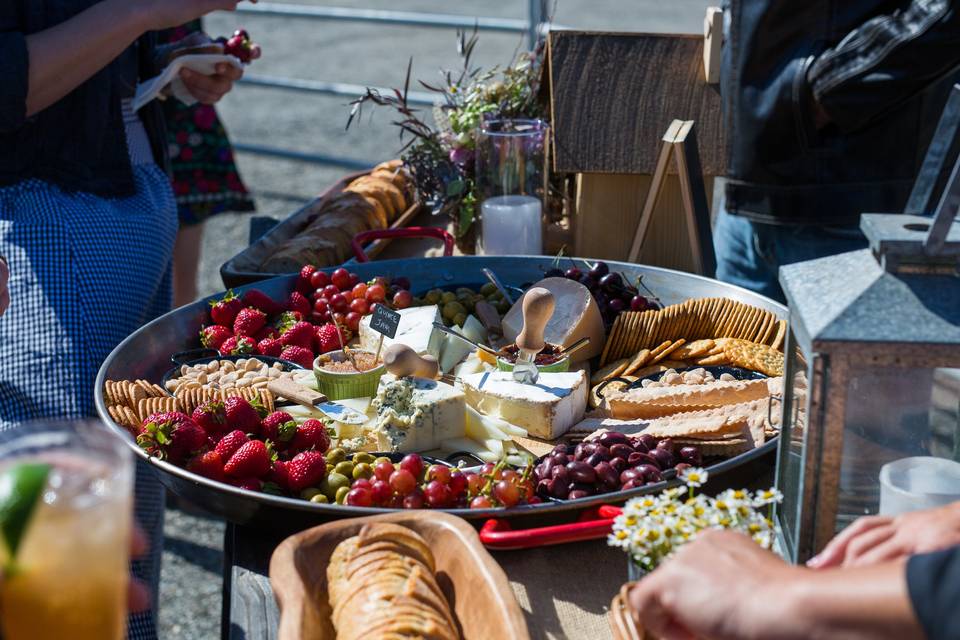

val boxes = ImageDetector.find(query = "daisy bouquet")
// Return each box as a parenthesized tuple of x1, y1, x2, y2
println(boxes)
(608, 467, 783, 572)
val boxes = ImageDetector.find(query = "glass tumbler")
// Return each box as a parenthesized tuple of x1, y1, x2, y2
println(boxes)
(475, 118, 549, 255)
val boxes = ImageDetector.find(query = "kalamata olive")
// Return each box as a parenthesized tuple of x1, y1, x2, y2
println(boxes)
(657, 438, 675, 453)
(594, 461, 619, 489)
(551, 452, 569, 466)
(609, 457, 627, 474)
(551, 465, 570, 484)
(570, 482, 595, 495)
(637, 434, 658, 450)
(629, 451, 660, 469)
(540, 457, 556, 478)
(674, 463, 691, 475)
(566, 461, 597, 484)
(597, 431, 629, 448)
(629, 437, 649, 453)
(621, 478, 643, 490)
(568, 489, 590, 500)
(609, 443, 634, 460)
(584, 453, 606, 468)
(549, 478, 571, 499)
(679, 446, 703, 466)
(593, 444, 611, 459)
(536, 479, 552, 499)
(620, 468, 643, 485)
(573, 443, 588, 460)
(635, 464, 663, 483)
(552, 443, 569, 455)
(650, 447, 675, 469)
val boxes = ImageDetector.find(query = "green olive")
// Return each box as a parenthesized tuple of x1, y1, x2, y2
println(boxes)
(326, 447, 346, 464)
(452, 312, 467, 327)
(442, 301, 466, 321)
(321, 472, 351, 499)
(455, 287, 475, 297)
(325, 463, 334, 474)
(352, 462, 374, 480)
(353, 452, 375, 464)
(373, 456, 392, 467)
(335, 486, 350, 504)
(334, 461, 354, 477)
(299, 488, 322, 501)
(310, 494, 329, 504)
(440, 291, 457, 304)
(480, 282, 497, 296)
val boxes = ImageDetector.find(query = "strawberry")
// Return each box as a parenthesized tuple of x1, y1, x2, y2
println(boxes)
(192, 400, 228, 438)
(286, 451, 326, 491)
(296, 265, 317, 294)
(224, 439, 272, 478)
(254, 325, 278, 342)
(137, 412, 206, 464)
(280, 321, 315, 350)
(233, 307, 267, 337)
(280, 345, 314, 368)
(230, 477, 263, 492)
(261, 411, 298, 446)
(258, 337, 282, 357)
(241, 289, 283, 315)
(209, 290, 243, 326)
(315, 323, 343, 354)
(219, 335, 257, 356)
(286, 291, 311, 316)
(214, 429, 249, 460)
(187, 450, 226, 482)
(200, 325, 233, 350)
(266, 459, 290, 491)
(289, 418, 331, 455)
(224, 396, 262, 435)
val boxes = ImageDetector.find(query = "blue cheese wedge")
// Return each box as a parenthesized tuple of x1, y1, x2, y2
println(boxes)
(460, 370, 588, 440)
(358, 305, 443, 357)
(371, 374, 466, 452)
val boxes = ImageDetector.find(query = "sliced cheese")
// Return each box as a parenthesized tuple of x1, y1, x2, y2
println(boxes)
(359, 305, 443, 357)
(461, 370, 588, 440)
(501, 277, 605, 362)
(371, 374, 465, 452)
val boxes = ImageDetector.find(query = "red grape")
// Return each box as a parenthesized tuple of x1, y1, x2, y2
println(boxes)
(345, 312, 361, 333)
(347, 272, 360, 287)
(351, 478, 372, 492)
(346, 487, 373, 507)
(470, 496, 493, 509)
(389, 469, 417, 496)
(366, 284, 386, 303)
(500, 469, 518, 483)
(310, 271, 330, 290)
(351, 282, 367, 301)
(329, 293, 348, 313)
(349, 298, 369, 315)
(403, 490, 425, 509)
(370, 480, 391, 505)
(373, 460, 394, 482)
(371, 276, 390, 289)
(399, 454, 424, 479)
(392, 290, 413, 309)
(316, 310, 331, 324)
(331, 267, 351, 291)
(448, 471, 467, 497)
(424, 480, 451, 508)
(480, 462, 496, 477)
(465, 472, 482, 495)
(313, 299, 329, 314)
(427, 465, 451, 485)
(322, 284, 339, 299)
(392, 276, 411, 290)
(493, 480, 520, 507)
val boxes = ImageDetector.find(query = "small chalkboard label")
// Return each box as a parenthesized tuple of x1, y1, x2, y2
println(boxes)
(369, 304, 401, 339)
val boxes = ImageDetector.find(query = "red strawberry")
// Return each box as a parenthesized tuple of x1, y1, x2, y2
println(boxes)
(136, 412, 206, 464)
(200, 325, 233, 350)
(315, 323, 343, 354)
(241, 289, 283, 315)
(192, 400, 228, 438)
(210, 290, 243, 326)
(297, 265, 317, 294)
(290, 418, 331, 455)
(187, 450, 226, 482)
(286, 291, 311, 316)
(261, 411, 298, 445)
(280, 345, 314, 368)
(233, 307, 267, 337)
(258, 337, 282, 357)
(280, 321, 315, 350)
(214, 429, 249, 460)
(254, 325, 279, 342)
(224, 396, 262, 435)
(230, 477, 263, 492)
(286, 451, 326, 491)
(266, 459, 290, 491)
(219, 335, 257, 356)
(224, 439, 272, 478)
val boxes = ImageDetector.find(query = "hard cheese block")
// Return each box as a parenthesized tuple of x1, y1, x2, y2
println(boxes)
(359, 305, 443, 357)
(501, 277, 604, 361)
(371, 374, 466, 452)
(461, 370, 588, 440)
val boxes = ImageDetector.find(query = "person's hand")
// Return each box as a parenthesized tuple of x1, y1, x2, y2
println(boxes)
(628, 530, 803, 640)
(0, 257, 9, 317)
(808, 503, 960, 570)
(136, 0, 258, 32)
(172, 33, 260, 105)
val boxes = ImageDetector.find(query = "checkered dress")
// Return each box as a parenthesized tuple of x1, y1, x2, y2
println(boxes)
(0, 162, 178, 639)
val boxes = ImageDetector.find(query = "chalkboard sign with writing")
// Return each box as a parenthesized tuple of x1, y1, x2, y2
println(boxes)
(369, 304, 401, 339)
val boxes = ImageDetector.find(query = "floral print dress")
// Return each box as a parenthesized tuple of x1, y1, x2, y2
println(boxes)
(159, 20, 255, 226)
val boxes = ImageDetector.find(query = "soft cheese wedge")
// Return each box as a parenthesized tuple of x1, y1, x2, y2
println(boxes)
(461, 370, 588, 440)
(371, 374, 466, 452)
(358, 305, 444, 357)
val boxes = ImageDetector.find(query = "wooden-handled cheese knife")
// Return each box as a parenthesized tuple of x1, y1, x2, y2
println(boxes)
(267, 376, 368, 425)
(514, 287, 554, 385)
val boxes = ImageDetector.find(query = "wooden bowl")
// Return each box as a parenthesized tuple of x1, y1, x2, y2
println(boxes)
(269, 511, 530, 640)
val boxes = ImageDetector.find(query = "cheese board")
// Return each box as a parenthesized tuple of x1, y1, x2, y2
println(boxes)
(96, 256, 785, 530)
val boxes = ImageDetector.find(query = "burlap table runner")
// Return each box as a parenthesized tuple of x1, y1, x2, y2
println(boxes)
(494, 540, 626, 639)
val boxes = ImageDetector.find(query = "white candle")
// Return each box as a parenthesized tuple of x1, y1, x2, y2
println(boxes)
(479, 195, 542, 255)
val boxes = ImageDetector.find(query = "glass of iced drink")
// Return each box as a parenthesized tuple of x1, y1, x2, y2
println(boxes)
(0, 420, 133, 640)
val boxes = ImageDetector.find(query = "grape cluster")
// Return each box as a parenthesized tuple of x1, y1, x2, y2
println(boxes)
(543, 260, 661, 328)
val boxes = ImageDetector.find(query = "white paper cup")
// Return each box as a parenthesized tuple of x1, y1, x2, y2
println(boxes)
(879, 456, 960, 516)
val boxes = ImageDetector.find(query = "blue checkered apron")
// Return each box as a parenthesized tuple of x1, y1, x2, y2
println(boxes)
(0, 160, 178, 639)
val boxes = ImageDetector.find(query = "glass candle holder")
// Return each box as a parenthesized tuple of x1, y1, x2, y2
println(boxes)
(475, 119, 549, 255)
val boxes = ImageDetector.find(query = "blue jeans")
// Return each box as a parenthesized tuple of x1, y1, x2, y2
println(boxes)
(713, 209, 868, 303)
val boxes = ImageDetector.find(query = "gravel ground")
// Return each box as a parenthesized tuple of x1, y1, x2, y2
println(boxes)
(160, 2, 706, 638)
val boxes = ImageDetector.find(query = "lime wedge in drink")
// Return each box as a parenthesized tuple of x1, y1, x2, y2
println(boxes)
(0, 463, 51, 563)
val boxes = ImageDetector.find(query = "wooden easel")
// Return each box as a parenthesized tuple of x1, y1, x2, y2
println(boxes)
(626, 120, 717, 276)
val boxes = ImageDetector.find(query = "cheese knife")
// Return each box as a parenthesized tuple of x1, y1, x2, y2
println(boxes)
(513, 287, 555, 385)
(267, 376, 368, 425)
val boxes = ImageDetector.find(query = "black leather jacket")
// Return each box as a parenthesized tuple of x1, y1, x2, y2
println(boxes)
(723, 0, 960, 226)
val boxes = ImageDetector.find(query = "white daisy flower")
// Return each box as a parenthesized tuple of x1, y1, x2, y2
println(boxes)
(679, 466, 709, 488)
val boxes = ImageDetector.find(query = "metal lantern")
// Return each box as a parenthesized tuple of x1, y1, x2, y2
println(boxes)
(775, 93, 960, 562)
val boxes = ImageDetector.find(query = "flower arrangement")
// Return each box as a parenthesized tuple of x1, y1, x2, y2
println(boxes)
(608, 467, 783, 573)
(346, 29, 549, 249)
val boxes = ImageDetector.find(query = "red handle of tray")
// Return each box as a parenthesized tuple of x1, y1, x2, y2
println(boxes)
(479, 505, 622, 550)
(352, 227, 455, 262)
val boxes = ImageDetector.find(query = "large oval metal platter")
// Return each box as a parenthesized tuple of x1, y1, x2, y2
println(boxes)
(96, 256, 785, 530)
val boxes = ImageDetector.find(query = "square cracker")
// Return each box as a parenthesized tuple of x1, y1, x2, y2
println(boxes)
(650, 339, 685, 365)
